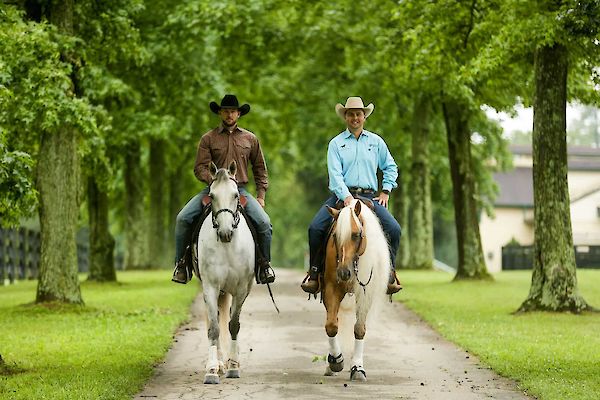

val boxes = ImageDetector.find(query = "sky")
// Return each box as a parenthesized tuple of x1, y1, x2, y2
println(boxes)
(487, 104, 582, 137)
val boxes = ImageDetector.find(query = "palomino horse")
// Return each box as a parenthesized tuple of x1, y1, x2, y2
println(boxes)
(322, 199, 389, 381)
(197, 161, 255, 384)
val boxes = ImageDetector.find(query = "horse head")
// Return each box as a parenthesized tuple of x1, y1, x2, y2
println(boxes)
(327, 200, 367, 283)
(208, 161, 240, 243)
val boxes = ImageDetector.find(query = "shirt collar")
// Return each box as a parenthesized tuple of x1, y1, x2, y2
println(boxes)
(218, 123, 240, 134)
(343, 128, 369, 139)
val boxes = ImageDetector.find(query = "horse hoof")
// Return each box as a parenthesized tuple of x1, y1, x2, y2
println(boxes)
(324, 365, 338, 376)
(350, 366, 367, 382)
(226, 369, 240, 378)
(327, 353, 344, 373)
(204, 373, 220, 384)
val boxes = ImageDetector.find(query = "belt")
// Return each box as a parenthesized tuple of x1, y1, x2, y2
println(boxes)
(348, 187, 374, 195)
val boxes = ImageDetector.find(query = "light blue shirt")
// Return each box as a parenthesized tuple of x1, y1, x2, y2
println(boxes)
(327, 128, 398, 201)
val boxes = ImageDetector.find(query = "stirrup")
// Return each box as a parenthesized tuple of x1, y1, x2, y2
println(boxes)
(386, 270, 402, 295)
(257, 262, 275, 284)
(171, 259, 192, 284)
(301, 272, 321, 294)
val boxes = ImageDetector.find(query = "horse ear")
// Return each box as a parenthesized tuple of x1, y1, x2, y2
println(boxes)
(354, 200, 362, 217)
(209, 162, 218, 179)
(327, 206, 340, 218)
(228, 160, 237, 178)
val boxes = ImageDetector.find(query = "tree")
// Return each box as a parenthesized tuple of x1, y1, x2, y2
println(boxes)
(516, 1, 599, 312)
(33, 0, 84, 304)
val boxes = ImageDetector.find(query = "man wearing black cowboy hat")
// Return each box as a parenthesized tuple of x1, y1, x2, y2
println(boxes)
(172, 94, 275, 284)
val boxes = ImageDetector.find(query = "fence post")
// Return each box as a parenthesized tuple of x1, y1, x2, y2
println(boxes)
(28, 230, 40, 279)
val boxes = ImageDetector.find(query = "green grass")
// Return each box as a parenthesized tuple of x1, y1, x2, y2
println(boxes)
(0, 271, 198, 400)
(395, 269, 600, 400)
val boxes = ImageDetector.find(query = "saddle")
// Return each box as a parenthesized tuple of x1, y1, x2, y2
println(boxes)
(334, 195, 374, 210)
(182, 194, 265, 283)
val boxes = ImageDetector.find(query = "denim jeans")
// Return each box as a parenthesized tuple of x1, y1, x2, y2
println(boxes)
(174, 187, 272, 263)
(308, 194, 401, 271)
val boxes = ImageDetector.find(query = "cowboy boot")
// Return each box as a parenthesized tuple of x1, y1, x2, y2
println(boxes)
(301, 266, 321, 294)
(386, 269, 402, 295)
(171, 257, 192, 284)
(257, 259, 276, 284)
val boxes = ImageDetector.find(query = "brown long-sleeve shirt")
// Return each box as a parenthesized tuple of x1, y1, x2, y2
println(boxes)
(194, 124, 268, 199)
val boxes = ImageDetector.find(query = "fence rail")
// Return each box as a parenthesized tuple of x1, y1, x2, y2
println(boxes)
(502, 245, 600, 270)
(0, 228, 89, 285)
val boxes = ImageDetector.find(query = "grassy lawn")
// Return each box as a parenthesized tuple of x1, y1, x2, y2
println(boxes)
(0, 271, 198, 400)
(395, 269, 600, 400)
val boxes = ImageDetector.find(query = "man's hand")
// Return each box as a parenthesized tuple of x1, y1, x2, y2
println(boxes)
(374, 192, 389, 208)
(257, 198, 265, 208)
(343, 195, 353, 207)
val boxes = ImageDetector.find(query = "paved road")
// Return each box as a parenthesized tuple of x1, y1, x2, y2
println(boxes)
(134, 269, 531, 400)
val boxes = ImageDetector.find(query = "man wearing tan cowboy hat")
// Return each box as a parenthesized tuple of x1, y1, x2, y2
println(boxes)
(301, 96, 402, 295)
(172, 94, 275, 285)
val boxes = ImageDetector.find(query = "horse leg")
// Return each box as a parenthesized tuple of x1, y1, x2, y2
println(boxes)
(350, 306, 368, 382)
(203, 286, 221, 384)
(225, 289, 249, 379)
(217, 292, 232, 375)
(324, 287, 344, 375)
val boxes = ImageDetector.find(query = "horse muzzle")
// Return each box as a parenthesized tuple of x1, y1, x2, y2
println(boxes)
(217, 228, 233, 243)
(337, 267, 351, 282)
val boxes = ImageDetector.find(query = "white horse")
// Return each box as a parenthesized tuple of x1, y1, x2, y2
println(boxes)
(197, 161, 255, 384)
(322, 199, 389, 381)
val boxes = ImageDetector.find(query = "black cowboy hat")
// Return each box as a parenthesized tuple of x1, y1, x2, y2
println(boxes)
(209, 94, 250, 116)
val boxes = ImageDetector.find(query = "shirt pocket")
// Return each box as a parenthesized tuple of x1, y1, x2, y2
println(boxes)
(210, 140, 228, 159)
(367, 142, 378, 158)
(235, 142, 252, 161)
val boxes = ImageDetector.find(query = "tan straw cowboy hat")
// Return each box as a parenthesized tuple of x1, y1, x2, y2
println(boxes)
(335, 96, 374, 120)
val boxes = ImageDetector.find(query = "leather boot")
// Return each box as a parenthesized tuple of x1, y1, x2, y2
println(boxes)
(301, 266, 321, 294)
(386, 269, 402, 295)
(257, 260, 276, 284)
(171, 257, 192, 284)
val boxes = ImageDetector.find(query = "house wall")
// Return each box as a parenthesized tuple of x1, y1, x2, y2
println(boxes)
(481, 180, 600, 273)
(480, 208, 534, 273)
(569, 171, 600, 198)
(571, 189, 600, 245)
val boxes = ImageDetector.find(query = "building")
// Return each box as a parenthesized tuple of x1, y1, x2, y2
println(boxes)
(480, 145, 600, 272)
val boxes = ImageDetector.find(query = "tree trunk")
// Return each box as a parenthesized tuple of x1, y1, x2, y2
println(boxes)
(409, 97, 434, 269)
(36, 127, 83, 303)
(124, 143, 148, 269)
(148, 138, 168, 268)
(167, 159, 186, 257)
(393, 170, 411, 269)
(35, 0, 83, 304)
(442, 100, 491, 280)
(87, 177, 116, 282)
(518, 44, 593, 313)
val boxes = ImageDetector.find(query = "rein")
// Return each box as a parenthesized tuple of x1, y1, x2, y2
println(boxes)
(333, 220, 373, 293)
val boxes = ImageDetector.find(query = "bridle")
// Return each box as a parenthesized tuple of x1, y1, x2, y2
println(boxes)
(332, 216, 373, 292)
(210, 177, 241, 231)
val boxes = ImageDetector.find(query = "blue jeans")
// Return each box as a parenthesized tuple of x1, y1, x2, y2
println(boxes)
(174, 187, 272, 263)
(308, 194, 401, 271)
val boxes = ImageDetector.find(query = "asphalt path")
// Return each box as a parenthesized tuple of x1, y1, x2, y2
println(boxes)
(134, 269, 531, 400)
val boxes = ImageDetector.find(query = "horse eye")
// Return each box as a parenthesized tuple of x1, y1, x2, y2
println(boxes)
(208, 193, 214, 198)
(352, 233, 361, 240)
